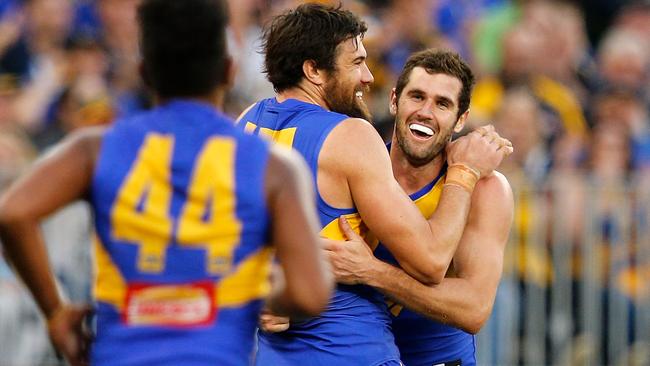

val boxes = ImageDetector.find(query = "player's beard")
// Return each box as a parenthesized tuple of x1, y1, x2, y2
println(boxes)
(324, 77, 372, 121)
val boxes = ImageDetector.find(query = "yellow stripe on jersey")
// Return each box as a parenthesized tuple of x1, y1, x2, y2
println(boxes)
(217, 246, 274, 307)
(320, 212, 379, 250)
(243, 121, 297, 148)
(412, 174, 446, 219)
(94, 233, 273, 310)
(177, 137, 242, 275)
(244, 121, 257, 134)
(94, 235, 127, 310)
(111, 134, 174, 273)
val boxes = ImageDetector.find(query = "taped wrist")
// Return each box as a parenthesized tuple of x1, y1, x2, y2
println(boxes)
(444, 163, 480, 193)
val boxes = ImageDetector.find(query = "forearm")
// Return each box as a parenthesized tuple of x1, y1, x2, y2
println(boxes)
(364, 259, 489, 333)
(424, 184, 472, 273)
(265, 277, 317, 321)
(0, 221, 63, 318)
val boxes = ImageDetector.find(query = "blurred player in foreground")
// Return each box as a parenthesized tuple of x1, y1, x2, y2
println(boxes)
(0, 0, 332, 365)
(238, 3, 512, 365)
(324, 49, 514, 366)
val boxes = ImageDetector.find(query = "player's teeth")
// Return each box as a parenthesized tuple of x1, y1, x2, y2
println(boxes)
(409, 124, 434, 136)
(355, 91, 363, 98)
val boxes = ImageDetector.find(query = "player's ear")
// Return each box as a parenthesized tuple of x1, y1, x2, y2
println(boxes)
(454, 109, 469, 133)
(389, 88, 397, 116)
(302, 60, 326, 86)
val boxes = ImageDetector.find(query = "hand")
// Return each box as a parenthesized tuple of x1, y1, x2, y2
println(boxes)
(47, 304, 93, 366)
(322, 217, 377, 285)
(259, 307, 290, 333)
(446, 125, 513, 178)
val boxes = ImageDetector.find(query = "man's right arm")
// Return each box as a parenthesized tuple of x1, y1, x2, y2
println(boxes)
(321, 119, 509, 285)
(326, 172, 514, 333)
(264, 145, 334, 317)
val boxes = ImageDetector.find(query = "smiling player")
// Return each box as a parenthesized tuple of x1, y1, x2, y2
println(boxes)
(237, 3, 513, 365)
(325, 48, 514, 366)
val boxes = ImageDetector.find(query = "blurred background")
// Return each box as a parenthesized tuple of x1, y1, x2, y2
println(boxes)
(0, 0, 649, 365)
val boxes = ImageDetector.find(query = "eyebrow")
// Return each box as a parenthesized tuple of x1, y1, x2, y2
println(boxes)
(407, 88, 455, 106)
(352, 54, 366, 63)
(436, 95, 455, 106)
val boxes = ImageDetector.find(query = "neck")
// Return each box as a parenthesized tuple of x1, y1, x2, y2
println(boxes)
(277, 82, 330, 110)
(390, 138, 445, 195)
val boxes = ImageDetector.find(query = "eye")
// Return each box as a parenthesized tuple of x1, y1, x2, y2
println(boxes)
(411, 94, 424, 101)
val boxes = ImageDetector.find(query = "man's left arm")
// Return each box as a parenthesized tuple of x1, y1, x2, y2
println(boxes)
(0, 127, 104, 365)
(325, 172, 513, 334)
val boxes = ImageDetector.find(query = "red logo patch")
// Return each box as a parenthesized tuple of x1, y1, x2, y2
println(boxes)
(123, 282, 216, 327)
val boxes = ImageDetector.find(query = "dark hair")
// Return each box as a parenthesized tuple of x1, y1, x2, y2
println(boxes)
(262, 3, 367, 92)
(137, 0, 229, 98)
(395, 49, 475, 120)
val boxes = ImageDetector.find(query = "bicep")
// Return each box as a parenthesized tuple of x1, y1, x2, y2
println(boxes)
(333, 121, 433, 276)
(453, 173, 514, 291)
(351, 166, 431, 251)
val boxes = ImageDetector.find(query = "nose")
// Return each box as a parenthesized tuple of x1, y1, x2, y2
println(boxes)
(416, 99, 434, 119)
(361, 63, 374, 84)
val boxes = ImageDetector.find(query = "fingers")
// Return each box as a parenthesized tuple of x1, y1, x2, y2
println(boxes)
(498, 143, 514, 156)
(475, 125, 512, 153)
(469, 126, 500, 146)
(79, 307, 93, 364)
(321, 238, 340, 252)
(338, 216, 361, 241)
(259, 313, 291, 333)
(48, 305, 93, 366)
(498, 137, 512, 148)
(475, 124, 495, 136)
(496, 137, 513, 156)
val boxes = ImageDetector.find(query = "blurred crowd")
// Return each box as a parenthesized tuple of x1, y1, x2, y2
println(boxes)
(1, 0, 649, 364)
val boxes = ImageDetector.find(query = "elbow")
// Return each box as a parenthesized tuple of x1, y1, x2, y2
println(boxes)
(0, 198, 23, 231)
(417, 259, 449, 286)
(458, 303, 492, 334)
(461, 318, 485, 335)
(419, 271, 443, 286)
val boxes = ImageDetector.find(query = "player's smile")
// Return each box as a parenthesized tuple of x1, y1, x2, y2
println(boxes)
(408, 122, 435, 141)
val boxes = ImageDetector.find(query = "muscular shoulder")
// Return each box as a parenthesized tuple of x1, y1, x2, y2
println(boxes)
(57, 126, 107, 166)
(319, 117, 388, 172)
(472, 171, 514, 214)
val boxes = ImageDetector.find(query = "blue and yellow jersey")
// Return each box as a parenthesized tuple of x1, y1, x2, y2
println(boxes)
(90, 100, 273, 365)
(237, 98, 399, 365)
(375, 167, 477, 366)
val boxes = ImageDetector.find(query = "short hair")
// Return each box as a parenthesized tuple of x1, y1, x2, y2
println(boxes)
(262, 3, 367, 93)
(137, 0, 229, 98)
(395, 49, 475, 120)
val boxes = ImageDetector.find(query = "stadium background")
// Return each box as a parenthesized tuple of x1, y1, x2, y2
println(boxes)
(0, 0, 649, 364)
